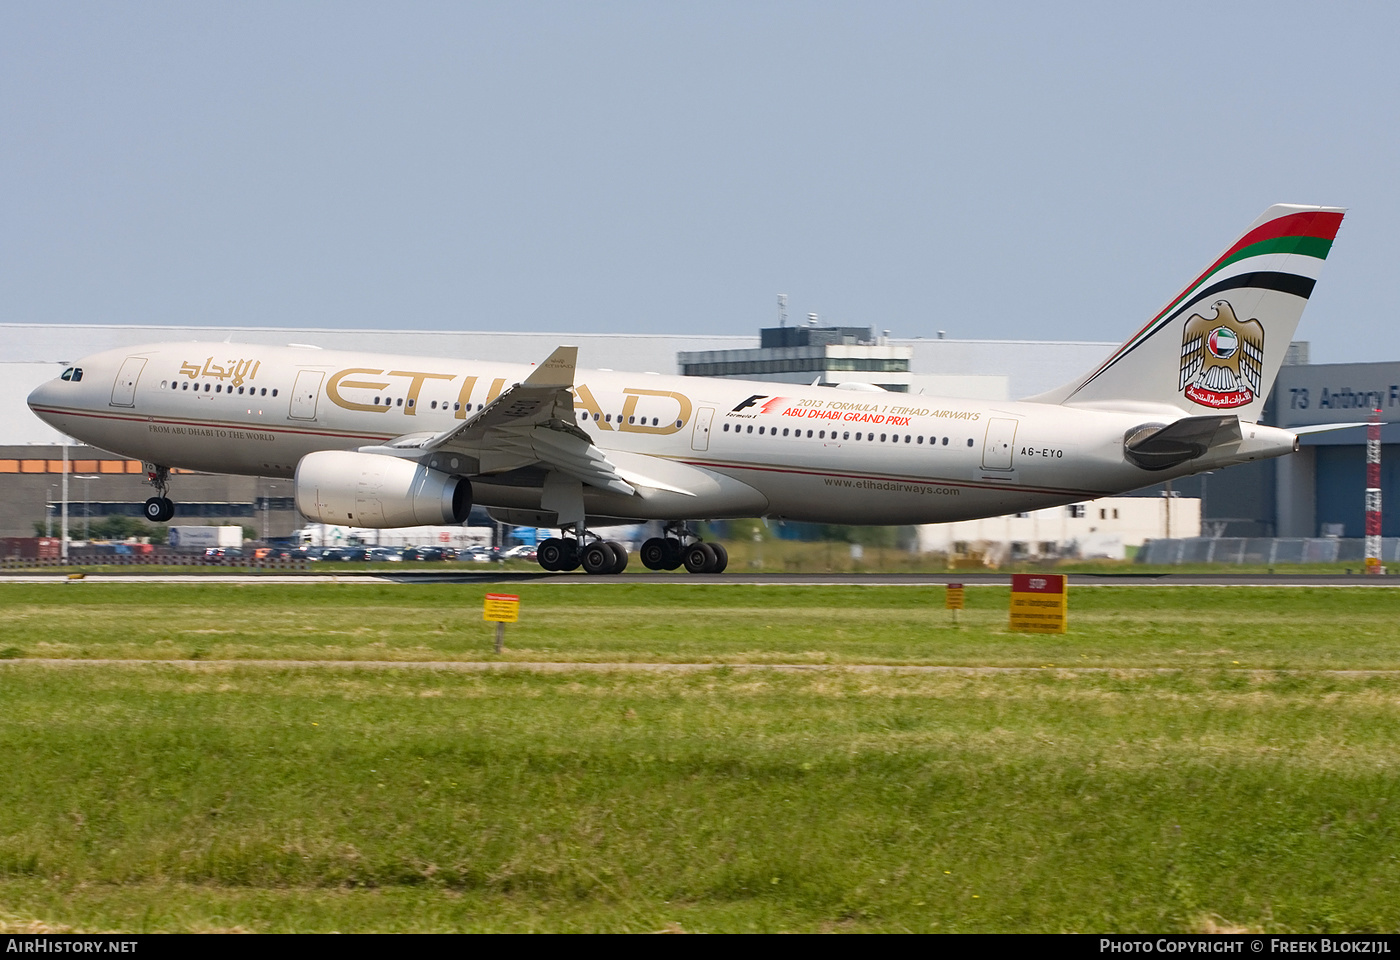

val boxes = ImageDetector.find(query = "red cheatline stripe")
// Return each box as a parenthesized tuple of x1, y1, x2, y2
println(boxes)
(677, 458, 1111, 499)
(29, 406, 392, 443)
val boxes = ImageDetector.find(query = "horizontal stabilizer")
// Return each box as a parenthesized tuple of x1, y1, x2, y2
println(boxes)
(1290, 421, 1375, 435)
(1124, 415, 1241, 471)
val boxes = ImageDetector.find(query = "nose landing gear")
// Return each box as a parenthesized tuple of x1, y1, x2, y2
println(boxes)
(142, 463, 175, 522)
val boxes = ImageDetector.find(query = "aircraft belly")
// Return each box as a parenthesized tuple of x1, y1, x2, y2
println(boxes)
(472, 466, 769, 522)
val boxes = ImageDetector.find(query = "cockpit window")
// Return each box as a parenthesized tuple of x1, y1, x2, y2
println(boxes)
(60, 368, 73, 381)
(72, 368, 83, 382)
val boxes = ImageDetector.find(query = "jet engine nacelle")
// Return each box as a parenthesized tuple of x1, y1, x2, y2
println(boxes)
(294, 450, 471, 528)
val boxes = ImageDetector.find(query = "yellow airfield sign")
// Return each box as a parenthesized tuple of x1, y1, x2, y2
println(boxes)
(483, 593, 520, 623)
(945, 583, 965, 609)
(1009, 574, 1067, 633)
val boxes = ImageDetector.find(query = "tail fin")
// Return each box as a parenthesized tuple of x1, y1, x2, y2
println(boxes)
(1028, 204, 1346, 420)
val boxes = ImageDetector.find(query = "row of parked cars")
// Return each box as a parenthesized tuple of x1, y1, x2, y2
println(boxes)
(202, 544, 512, 563)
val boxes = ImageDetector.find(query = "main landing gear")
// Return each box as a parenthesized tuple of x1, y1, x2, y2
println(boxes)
(534, 523, 727, 576)
(640, 523, 728, 575)
(535, 536, 629, 574)
(142, 463, 175, 523)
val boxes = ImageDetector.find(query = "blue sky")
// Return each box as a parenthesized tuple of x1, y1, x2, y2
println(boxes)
(3, 2, 1396, 362)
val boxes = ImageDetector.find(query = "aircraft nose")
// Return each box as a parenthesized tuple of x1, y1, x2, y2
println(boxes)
(27, 379, 57, 412)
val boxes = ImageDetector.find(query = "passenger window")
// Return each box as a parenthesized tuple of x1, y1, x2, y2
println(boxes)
(272, 389, 278, 397)
(746, 425, 753, 434)
(782, 428, 789, 437)
(396, 398, 403, 407)
(966, 438, 973, 446)
(758, 427, 765, 435)
(855, 432, 862, 440)
(942, 437, 948, 446)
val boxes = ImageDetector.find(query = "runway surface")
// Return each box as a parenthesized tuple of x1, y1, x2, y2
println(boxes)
(3, 570, 1400, 586)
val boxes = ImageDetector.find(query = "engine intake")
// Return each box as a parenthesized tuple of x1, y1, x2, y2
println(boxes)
(294, 450, 471, 527)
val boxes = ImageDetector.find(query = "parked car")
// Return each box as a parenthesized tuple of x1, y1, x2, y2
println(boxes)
(368, 547, 404, 562)
(322, 546, 371, 562)
(202, 547, 243, 563)
(402, 545, 457, 561)
(501, 544, 539, 561)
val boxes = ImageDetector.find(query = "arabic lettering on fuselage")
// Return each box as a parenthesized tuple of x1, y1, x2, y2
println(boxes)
(179, 358, 261, 387)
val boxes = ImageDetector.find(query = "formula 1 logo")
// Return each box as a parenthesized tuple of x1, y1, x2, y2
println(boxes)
(1178, 300, 1264, 410)
(729, 395, 788, 414)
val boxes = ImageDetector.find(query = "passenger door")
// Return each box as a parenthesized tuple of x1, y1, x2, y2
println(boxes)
(289, 370, 325, 421)
(981, 417, 1018, 471)
(691, 406, 715, 452)
(110, 357, 148, 407)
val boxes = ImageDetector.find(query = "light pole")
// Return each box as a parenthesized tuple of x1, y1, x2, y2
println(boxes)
(262, 480, 277, 541)
(75, 476, 99, 540)
(60, 440, 69, 562)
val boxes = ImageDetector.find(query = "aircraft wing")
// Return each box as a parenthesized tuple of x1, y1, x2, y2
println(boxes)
(358, 346, 637, 496)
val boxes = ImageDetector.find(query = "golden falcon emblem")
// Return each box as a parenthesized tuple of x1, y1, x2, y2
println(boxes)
(1178, 300, 1264, 409)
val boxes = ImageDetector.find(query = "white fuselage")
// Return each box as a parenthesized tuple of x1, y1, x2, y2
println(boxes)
(27, 341, 1299, 525)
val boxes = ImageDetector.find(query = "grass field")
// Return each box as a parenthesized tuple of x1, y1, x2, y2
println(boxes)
(0, 582, 1398, 932)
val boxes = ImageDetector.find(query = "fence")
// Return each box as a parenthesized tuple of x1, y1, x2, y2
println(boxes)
(1136, 538, 1400, 566)
(0, 555, 311, 571)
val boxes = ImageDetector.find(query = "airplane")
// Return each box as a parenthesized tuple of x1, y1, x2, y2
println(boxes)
(27, 203, 1345, 575)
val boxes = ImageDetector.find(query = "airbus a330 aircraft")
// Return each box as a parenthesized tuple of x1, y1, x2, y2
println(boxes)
(28, 204, 1345, 574)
